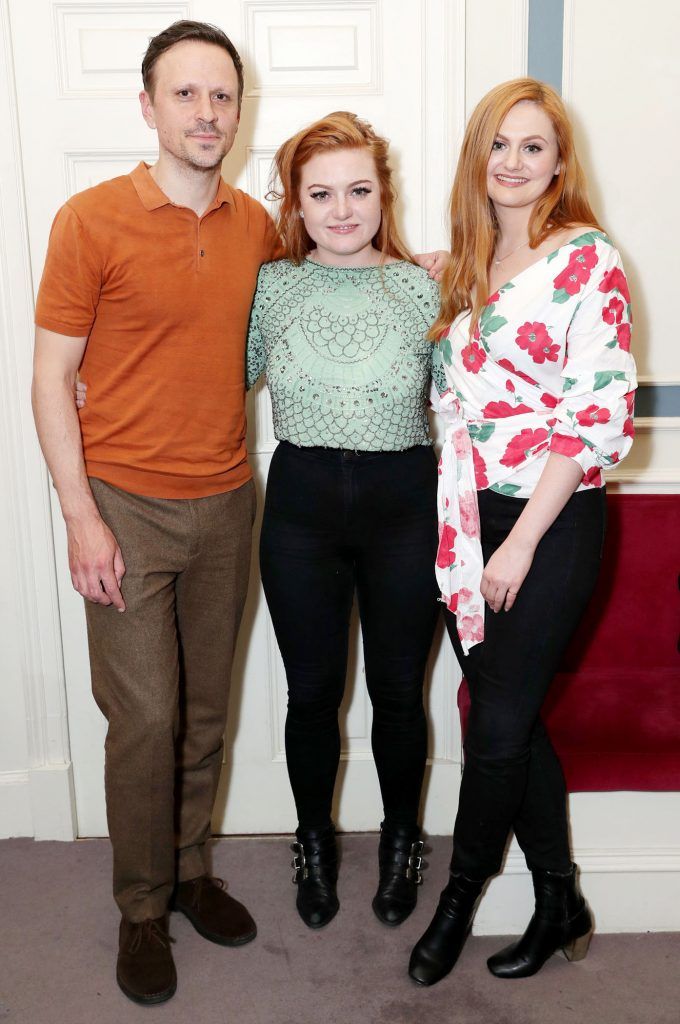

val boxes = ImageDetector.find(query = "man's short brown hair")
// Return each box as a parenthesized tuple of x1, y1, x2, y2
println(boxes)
(141, 20, 244, 108)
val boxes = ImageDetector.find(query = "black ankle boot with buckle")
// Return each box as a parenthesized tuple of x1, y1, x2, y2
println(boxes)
(408, 869, 486, 987)
(290, 823, 339, 929)
(372, 822, 424, 926)
(487, 863, 593, 979)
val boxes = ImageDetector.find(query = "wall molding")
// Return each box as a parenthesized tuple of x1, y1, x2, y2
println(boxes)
(511, 0, 529, 77)
(0, 0, 76, 840)
(421, 0, 466, 251)
(63, 149, 158, 198)
(243, 0, 383, 97)
(52, 2, 188, 98)
(560, 0, 576, 102)
(503, 844, 680, 876)
(474, 843, 680, 934)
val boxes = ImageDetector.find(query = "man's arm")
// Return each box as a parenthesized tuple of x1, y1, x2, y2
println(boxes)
(32, 327, 126, 610)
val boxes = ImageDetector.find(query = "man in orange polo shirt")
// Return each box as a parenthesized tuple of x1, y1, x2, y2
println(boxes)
(32, 21, 279, 1005)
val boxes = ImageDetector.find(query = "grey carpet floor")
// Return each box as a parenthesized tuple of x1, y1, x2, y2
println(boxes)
(1, 835, 678, 1024)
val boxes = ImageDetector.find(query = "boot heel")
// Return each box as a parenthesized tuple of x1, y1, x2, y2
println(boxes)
(562, 927, 592, 962)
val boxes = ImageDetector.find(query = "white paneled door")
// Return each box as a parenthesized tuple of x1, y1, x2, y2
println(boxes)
(9, 0, 465, 836)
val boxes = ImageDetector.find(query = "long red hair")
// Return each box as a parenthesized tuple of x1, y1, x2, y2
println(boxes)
(269, 110, 413, 265)
(430, 78, 602, 340)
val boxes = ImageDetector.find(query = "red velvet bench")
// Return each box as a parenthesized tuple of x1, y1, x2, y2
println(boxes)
(458, 494, 680, 791)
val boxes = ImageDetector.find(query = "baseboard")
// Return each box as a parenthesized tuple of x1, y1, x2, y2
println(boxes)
(0, 764, 77, 840)
(0, 771, 33, 837)
(473, 845, 680, 935)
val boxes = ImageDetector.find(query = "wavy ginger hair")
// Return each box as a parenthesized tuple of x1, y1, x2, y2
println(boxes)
(269, 111, 413, 265)
(430, 78, 602, 340)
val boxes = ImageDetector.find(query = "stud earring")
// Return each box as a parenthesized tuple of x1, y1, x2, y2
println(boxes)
(299, 211, 305, 219)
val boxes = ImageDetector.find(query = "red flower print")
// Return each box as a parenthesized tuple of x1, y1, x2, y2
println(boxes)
(572, 244, 598, 271)
(459, 490, 481, 538)
(581, 466, 603, 487)
(458, 587, 473, 605)
(498, 357, 539, 388)
(622, 390, 635, 436)
(598, 267, 630, 303)
(540, 392, 559, 409)
(473, 446, 488, 489)
(436, 523, 457, 568)
(505, 379, 515, 393)
(486, 291, 500, 305)
(482, 400, 533, 419)
(553, 245, 598, 295)
(459, 614, 485, 644)
(461, 340, 486, 373)
(452, 428, 472, 457)
(437, 325, 451, 341)
(602, 297, 624, 325)
(575, 404, 611, 427)
(550, 433, 586, 457)
(447, 592, 458, 613)
(616, 323, 632, 352)
(515, 322, 560, 364)
(500, 428, 550, 468)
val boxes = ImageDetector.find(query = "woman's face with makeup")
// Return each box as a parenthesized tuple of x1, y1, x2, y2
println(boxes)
(486, 100, 561, 213)
(298, 148, 382, 266)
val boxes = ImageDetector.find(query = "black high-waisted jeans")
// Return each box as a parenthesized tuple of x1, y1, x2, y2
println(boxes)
(445, 486, 606, 878)
(260, 441, 441, 830)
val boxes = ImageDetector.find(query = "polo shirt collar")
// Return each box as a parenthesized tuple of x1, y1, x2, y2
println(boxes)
(130, 162, 233, 212)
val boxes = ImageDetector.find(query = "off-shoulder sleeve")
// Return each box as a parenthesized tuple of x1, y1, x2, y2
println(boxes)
(548, 243, 637, 479)
(245, 270, 268, 390)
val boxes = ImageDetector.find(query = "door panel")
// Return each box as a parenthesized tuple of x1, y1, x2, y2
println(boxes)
(11, 0, 464, 835)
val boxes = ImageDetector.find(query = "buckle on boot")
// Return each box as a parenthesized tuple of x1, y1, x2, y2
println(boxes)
(290, 841, 309, 883)
(406, 840, 425, 884)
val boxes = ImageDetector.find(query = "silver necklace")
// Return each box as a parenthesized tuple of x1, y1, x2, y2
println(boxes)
(493, 239, 530, 265)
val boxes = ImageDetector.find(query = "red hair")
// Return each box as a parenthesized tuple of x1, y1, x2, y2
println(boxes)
(269, 110, 413, 265)
(430, 78, 602, 340)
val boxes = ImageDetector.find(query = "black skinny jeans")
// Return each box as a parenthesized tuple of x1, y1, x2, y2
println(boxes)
(446, 486, 606, 879)
(260, 441, 441, 830)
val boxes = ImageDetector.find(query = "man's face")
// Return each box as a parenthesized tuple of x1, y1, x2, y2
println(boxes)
(140, 40, 240, 172)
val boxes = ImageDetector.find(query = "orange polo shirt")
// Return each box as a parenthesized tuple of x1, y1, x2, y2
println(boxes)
(35, 162, 280, 498)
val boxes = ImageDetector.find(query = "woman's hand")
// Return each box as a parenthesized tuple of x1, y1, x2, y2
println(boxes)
(481, 536, 536, 613)
(75, 379, 87, 408)
(414, 250, 450, 282)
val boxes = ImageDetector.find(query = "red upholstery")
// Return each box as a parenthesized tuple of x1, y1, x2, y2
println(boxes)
(457, 494, 680, 791)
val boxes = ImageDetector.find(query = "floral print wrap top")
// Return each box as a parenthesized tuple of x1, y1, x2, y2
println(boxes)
(431, 231, 637, 654)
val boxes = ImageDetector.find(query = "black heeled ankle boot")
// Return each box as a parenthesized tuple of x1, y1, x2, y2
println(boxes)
(487, 863, 593, 979)
(408, 870, 485, 986)
(290, 824, 339, 929)
(372, 822, 424, 926)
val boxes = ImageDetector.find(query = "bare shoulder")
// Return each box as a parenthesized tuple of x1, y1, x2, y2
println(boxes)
(550, 223, 601, 247)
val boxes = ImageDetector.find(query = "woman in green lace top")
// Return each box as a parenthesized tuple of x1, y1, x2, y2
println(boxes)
(248, 111, 445, 932)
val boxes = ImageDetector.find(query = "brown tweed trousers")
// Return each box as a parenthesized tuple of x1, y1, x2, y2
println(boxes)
(85, 477, 255, 922)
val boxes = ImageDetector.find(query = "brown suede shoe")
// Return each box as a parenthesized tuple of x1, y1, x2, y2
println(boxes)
(172, 875, 257, 946)
(116, 915, 176, 1005)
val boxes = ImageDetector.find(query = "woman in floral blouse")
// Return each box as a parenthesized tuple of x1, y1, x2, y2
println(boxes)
(408, 79, 636, 987)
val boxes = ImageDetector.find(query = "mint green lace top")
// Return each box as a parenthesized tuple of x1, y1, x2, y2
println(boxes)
(246, 258, 445, 450)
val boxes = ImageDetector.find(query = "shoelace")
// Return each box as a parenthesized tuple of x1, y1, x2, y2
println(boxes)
(128, 918, 175, 955)
(187, 875, 225, 911)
